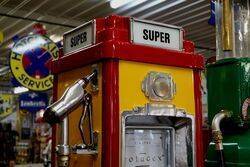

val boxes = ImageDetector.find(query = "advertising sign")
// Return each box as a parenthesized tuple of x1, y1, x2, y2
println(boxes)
(10, 34, 59, 91)
(19, 92, 48, 112)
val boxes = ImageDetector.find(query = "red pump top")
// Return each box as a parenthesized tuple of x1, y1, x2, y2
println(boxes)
(51, 15, 204, 74)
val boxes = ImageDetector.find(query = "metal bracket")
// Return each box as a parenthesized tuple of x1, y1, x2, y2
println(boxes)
(71, 131, 98, 155)
(91, 64, 99, 92)
(56, 144, 70, 167)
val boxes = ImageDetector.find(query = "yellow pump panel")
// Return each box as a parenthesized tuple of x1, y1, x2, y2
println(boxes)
(55, 60, 196, 167)
(57, 64, 102, 167)
(119, 60, 195, 115)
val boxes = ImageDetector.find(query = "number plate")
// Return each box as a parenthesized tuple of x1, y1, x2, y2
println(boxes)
(130, 18, 183, 51)
(63, 21, 95, 54)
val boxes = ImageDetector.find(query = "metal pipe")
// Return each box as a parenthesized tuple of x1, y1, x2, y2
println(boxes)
(217, 150, 226, 167)
(57, 117, 70, 167)
(61, 117, 69, 145)
(222, 0, 233, 51)
(211, 110, 231, 167)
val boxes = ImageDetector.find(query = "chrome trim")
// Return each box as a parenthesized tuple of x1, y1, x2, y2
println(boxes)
(132, 18, 183, 30)
(129, 17, 134, 43)
(92, 19, 96, 45)
(124, 125, 175, 167)
(142, 71, 176, 101)
(180, 29, 184, 51)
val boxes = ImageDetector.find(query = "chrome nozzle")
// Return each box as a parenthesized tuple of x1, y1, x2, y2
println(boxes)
(43, 71, 97, 125)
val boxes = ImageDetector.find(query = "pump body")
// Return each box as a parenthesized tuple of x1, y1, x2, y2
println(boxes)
(49, 15, 204, 167)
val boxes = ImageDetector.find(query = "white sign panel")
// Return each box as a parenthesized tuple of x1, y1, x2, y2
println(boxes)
(125, 128, 174, 167)
(64, 21, 95, 54)
(130, 19, 183, 50)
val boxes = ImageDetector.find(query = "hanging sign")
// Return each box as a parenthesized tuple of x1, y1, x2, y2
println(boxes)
(19, 92, 48, 112)
(63, 20, 95, 54)
(10, 34, 59, 91)
(0, 94, 13, 118)
(130, 18, 183, 51)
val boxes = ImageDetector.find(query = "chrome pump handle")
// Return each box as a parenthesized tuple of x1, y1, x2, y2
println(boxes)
(79, 93, 95, 148)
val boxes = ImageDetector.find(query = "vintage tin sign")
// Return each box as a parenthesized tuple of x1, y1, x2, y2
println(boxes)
(10, 34, 59, 91)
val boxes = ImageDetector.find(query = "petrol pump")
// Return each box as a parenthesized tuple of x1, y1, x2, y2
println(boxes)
(206, 0, 250, 167)
(43, 15, 204, 167)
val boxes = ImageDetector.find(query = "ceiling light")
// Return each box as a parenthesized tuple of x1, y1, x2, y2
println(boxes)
(110, 0, 134, 9)
(13, 86, 29, 94)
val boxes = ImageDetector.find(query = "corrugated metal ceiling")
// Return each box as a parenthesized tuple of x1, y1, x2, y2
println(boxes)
(0, 0, 216, 67)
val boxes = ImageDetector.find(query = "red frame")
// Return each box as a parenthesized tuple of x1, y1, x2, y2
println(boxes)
(194, 70, 204, 167)
(102, 60, 119, 167)
(51, 15, 204, 167)
(51, 75, 58, 167)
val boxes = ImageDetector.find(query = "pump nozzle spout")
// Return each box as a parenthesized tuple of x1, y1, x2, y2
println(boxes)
(77, 70, 97, 89)
(43, 71, 97, 125)
(85, 70, 97, 82)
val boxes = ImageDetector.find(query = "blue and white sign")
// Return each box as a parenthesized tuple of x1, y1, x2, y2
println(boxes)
(19, 92, 48, 112)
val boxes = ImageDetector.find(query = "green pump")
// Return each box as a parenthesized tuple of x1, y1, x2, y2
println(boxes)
(206, 0, 250, 166)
